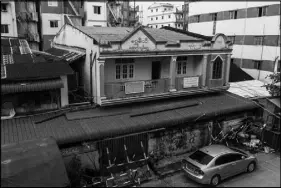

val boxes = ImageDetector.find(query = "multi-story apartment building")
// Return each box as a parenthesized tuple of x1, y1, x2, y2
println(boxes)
(40, 0, 84, 50)
(1, 0, 84, 51)
(147, 2, 184, 29)
(84, 1, 107, 27)
(186, 1, 280, 82)
(1, 0, 18, 37)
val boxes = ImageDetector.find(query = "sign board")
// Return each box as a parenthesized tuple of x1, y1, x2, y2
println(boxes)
(183, 77, 199, 88)
(125, 81, 145, 94)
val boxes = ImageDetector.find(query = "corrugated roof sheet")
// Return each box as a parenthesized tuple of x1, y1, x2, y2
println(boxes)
(45, 47, 86, 63)
(1, 78, 64, 94)
(74, 26, 203, 44)
(228, 80, 270, 99)
(1, 92, 259, 146)
(5, 61, 74, 80)
(1, 137, 70, 187)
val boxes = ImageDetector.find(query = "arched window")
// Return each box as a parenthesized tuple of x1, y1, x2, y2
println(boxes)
(212, 57, 223, 79)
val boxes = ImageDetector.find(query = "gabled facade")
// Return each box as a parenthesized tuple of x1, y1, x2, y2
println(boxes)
(52, 24, 233, 106)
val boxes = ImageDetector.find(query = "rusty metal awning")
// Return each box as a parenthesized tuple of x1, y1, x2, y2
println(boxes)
(1, 78, 64, 94)
(46, 46, 86, 63)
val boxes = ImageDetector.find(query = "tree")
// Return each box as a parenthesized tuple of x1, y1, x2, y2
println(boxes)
(264, 72, 280, 97)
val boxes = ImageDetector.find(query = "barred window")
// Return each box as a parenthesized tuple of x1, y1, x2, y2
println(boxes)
(211, 13, 217, 21)
(177, 56, 187, 75)
(229, 10, 237, 19)
(254, 36, 264, 45)
(1, 24, 8, 33)
(194, 15, 200, 23)
(212, 57, 223, 79)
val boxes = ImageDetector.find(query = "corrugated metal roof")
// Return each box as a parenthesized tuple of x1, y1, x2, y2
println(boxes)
(46, 47, 86, 63)
(228, 80, 270, 99)
(5, 61, 74, 80)
(1, 92, 258, 146)
(74, 26, 203, 44)
(1, 137, 70, 187)
(1, 78, 64, 94)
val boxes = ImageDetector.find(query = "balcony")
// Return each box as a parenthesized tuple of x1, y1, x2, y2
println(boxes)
(105, 79, 169, 100)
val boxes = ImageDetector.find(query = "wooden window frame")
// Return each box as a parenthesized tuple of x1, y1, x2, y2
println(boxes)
(115, 59, 135, 80)
(176, 56, 188, 75)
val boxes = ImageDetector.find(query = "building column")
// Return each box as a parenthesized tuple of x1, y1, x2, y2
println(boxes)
(169, 56, 177, 92)
(225, 54, 231, 85)
(97, 59, 106, 104)
(60, 75, 69, 107)
(201, 54, 208, 87)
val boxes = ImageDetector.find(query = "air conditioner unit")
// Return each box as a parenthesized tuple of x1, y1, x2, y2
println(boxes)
(125, 81, 145, 94)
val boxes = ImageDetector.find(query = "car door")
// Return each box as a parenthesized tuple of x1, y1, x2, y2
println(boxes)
(230, 153, 249, 174)
(214, 154, 233, 180)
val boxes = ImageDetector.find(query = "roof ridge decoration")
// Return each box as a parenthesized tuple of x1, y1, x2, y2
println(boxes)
(121, 25, 156, 44)
(120, 25, 157, 51)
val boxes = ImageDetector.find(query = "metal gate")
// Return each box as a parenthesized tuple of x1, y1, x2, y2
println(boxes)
(98, 133, 148, 176)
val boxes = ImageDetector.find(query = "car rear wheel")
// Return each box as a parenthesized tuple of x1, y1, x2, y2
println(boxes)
(210, 175, 220, 186)
(247, 162, 256, 173)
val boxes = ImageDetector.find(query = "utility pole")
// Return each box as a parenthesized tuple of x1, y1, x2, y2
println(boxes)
(183, 0, 189, 31)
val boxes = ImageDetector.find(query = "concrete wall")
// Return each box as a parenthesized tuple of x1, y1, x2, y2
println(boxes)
(148, 122, 211, 162)
(53, 24, 99, 103)
(188, 1, 280, 82)
(41, 13, 64, 35)
(1, 1, 18, 37)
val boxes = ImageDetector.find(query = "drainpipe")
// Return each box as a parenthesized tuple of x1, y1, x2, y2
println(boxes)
(90, 50, 94, 105)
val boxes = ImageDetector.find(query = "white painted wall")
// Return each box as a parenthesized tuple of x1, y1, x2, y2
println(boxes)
(1, 1, 18, 37)
(104, 58, 152, 83)
(53, 24, 99, 103)
(232, 45, 280, 61)
(85, 1, 107, 27)
(41, 13, 64, 35)
(188, 1, 280, 82)
(189, 1, 278, 16)
(242, 68, 273, 83)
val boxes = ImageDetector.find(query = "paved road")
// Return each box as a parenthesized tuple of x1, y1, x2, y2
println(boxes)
(141, 152, 280, 187)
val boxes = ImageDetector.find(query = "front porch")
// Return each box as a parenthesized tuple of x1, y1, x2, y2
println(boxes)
(98, 54, 231, 106)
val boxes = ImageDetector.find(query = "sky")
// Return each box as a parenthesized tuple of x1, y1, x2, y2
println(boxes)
(130, 1, 185, 25)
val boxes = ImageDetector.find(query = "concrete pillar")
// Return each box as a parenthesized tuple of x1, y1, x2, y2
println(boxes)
(201, 54, 208, 87)
(169, 56, 177, 92)
(97, 59, 106, 104)
(225, 54, 231, 85)
(60, 75, 69, 107)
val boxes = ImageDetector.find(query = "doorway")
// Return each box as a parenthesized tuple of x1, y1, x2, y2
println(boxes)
(152, 61, 161, 80)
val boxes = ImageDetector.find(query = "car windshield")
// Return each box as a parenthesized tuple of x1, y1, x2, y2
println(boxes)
(189, 150, 214, 165)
